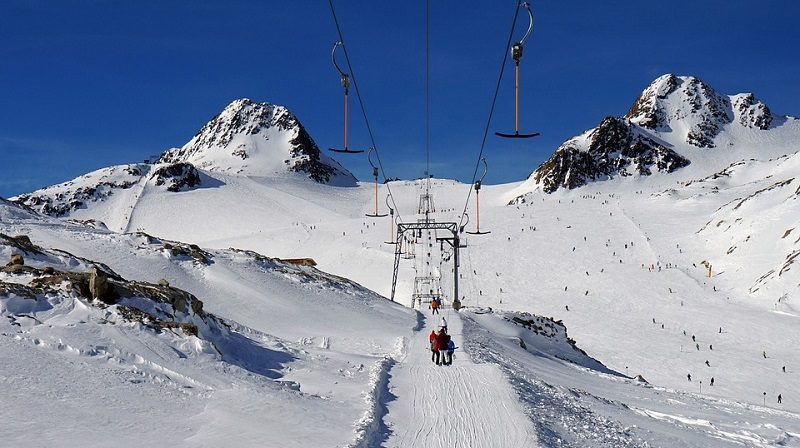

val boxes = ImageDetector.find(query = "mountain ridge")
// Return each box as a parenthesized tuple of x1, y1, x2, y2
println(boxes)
(513, 74, 796, 199)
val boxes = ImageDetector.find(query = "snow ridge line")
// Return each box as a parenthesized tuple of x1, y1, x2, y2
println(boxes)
(348, 336, 406, 448)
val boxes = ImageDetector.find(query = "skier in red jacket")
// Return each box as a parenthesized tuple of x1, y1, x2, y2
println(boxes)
(429, 330, 437, 363)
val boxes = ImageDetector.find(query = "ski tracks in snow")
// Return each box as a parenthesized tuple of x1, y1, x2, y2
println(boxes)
(381, 313, 538, 447)
(122, 167, 152, 233)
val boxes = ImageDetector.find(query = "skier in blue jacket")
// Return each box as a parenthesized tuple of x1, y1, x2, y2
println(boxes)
(443, 339, 456, 365)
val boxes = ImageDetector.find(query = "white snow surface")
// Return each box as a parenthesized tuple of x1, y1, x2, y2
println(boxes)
(4, 109, 800, 445)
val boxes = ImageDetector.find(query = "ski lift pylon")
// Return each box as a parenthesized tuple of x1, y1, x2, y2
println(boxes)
(466, 158, 491, 235)
(329, 41, 365, 154)
(384, 195, 397, 244)
(496, 2, 540, 139)
(366, 148, 388, 217)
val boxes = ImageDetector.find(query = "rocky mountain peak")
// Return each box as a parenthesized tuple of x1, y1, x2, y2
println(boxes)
(625, 74, 775, 149)
(158, 99, 356, 185)
(525, 116, 690, 195)
(731, 93, 773, 130)
(626, 74, 736, 148)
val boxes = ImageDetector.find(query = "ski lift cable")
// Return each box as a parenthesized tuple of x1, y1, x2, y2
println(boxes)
(425, 0, 432, 199)
(327, 0, 405, 223)
(457, 1, 523, 229)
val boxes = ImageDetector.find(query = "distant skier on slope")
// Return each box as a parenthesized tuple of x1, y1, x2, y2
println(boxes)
(440, 316, 448, 333)
(431, 297, 440, 315)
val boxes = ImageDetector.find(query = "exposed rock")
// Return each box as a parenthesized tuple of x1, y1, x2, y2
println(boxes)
(626, 73, 680, 130)
(162, 242, 213, 265)
(12, 268, 206, 336)
(529, 117, 690, 194)
(0, 234, 41, 255)
(89, 267, 111, 303)
(0, 280, 37, 300)
(150, 162, 202, 192)
(9, 254, 23, 266)
(158, 278, 170, 287)
(732, 93, 773, 130)
(12, 164, 144, 217)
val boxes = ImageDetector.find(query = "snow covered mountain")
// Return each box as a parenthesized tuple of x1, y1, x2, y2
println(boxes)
(158, 98, 356, 185)
(12, 98, 356, 223)
(527, 116, 690, 194)
(515, 74, 799, 197)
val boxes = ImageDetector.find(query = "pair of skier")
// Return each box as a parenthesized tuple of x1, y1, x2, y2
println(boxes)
(429, 320, 455, 365)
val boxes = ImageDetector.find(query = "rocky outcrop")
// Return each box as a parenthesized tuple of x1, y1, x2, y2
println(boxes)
(530, 117, 690, 194)
(732, 93, 773, 130)
(4, 265, 206, 336)
(89, 267, 110, 302)
(150, 162, 202, 192)
(12, 165, 143, 217)
(625, 73, 680, 130)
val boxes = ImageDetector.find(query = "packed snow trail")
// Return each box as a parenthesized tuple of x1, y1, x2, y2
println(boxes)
(382, 310, 538, 447)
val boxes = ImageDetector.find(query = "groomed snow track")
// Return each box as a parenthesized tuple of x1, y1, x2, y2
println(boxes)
(380, 310, 538, 447)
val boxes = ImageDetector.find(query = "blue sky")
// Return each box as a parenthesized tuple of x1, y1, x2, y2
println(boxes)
(1, 1, 798, 197)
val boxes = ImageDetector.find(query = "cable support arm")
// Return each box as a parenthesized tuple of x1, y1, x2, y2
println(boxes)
(327, 0, 404, 223)
(458, 1, 522, 229)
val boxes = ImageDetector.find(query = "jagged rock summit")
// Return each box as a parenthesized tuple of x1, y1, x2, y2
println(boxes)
(626, 74, 773, 147)
(512, 74, 791, 198)
(159, 98, 357, 186)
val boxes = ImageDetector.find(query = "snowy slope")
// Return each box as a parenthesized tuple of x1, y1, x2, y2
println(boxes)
(7, 165, 800, 445)
(0, 202, 416, 447)
(4, 78, 800, 446)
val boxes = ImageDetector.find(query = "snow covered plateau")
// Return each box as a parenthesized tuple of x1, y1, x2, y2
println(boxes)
(3, 75, 800, 447)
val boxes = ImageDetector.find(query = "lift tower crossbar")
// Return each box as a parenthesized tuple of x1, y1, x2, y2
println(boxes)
(390, 221, 462, 308)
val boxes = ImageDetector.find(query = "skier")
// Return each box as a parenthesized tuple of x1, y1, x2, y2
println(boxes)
(763, 351, 767, 359)
(687, 373, 691, 381)
(692, 335, 696, 342)
(434, 329, 449, 366)
(705, 360, 710, 367)
(443, 338, 456, 366)
(710, 377, 714, 386)
(440, 316, 448, 333)
(778, 394, 782, 404)
(783, 366, 786, 373)
(429, 330, 437, 363)
(431, 297, 440, 315)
